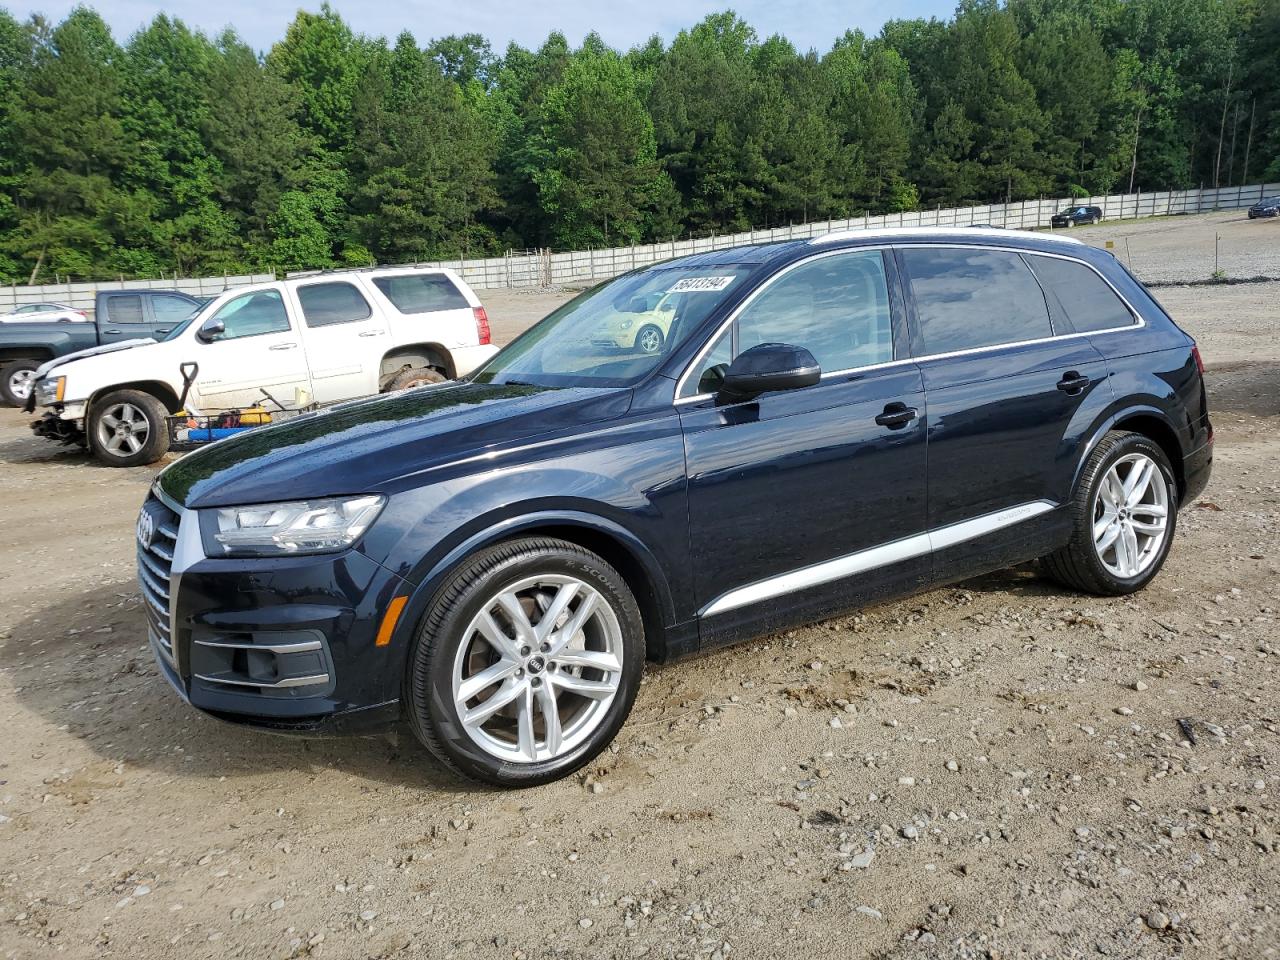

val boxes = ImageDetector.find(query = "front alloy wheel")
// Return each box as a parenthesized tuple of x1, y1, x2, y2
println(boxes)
(407, 537, 643, 786)
(1, 360, 39, 406)
(452, 575, 624, 764)
(88, 388, 170, 467)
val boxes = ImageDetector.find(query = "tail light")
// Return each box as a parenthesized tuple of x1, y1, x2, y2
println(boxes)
(1191, 344, 1205, 374)
(473, 306, 491, 346)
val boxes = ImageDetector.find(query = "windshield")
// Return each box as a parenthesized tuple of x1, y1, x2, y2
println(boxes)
(474, 264, 755, 388)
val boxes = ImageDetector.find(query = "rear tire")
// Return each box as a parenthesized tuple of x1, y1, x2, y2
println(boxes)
(405, 537, 644, 787)
(88, 389, 170, 467)
(1042, 431, 1177, 595)
(387, 366, 447, 391)
(1, 360, 39, 406)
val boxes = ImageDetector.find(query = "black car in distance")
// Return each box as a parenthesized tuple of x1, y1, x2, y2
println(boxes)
(1247, 196, 1280, 219)
(1051, 205, 1103, 228)
(137, 226, 1212, 787)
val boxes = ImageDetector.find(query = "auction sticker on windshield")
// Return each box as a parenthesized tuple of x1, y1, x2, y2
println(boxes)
(669, 276, 736, 293)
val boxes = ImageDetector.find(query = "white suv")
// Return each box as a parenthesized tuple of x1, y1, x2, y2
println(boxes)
(29, 267, 498, 466)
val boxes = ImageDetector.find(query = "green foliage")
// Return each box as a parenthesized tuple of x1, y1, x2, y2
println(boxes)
(0, 1, 1274, 281)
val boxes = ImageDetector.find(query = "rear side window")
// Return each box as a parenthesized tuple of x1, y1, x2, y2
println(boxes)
(103, 295, 145, 324)
(373, 274, 469, 314)
(1025, 255, 1135, 333)
(901, 248, 1052, 354)
(298, 282, 373, 327)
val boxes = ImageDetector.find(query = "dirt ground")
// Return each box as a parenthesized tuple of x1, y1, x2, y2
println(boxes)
(2, 213, 1279, 960)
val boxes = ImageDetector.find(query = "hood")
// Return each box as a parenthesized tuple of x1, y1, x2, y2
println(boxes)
(158, 380, 634, 508)
(35, 338, 155, 378)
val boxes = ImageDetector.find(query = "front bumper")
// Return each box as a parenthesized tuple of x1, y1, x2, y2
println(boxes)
(1248, 208, 1279, 219)
(141, 493, 413, 734)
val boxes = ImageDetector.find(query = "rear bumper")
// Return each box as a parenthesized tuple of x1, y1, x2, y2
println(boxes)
(1182, 438, 1213, 505)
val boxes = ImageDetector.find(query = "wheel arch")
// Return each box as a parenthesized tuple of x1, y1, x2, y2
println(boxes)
(89, 380, 182, 414)
(380, 343, 455, 386)
(393, 510, 678, 665)
(1075, 406, 1186, 499)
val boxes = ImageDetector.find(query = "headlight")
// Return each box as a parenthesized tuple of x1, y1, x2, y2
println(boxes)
(619, 319, 633, 330)
(199, 495, 385, 557)
(36, 376, 66, 404)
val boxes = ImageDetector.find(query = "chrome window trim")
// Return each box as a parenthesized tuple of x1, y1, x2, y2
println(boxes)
(700, 499, 1056, 617)
(674, 242, 1143, 406)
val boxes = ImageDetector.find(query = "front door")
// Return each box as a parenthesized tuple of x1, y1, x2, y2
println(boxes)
(289, 279, 390, 403)
(187, 287, 311, 411)
(679, 249, 930, 646)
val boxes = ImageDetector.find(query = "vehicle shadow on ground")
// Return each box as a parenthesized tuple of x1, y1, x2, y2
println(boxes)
(2, 583, 479, 793)
(0, 431, 91, 465)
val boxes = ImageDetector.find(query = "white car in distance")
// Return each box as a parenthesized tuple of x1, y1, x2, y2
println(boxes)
(30, 266, 498, 466)
(0, 302, 89, 323)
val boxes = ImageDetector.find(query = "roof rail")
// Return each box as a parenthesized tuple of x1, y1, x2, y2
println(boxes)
(809, 225, 1084, 246)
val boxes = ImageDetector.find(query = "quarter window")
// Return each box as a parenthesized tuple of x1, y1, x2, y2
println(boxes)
(298, 282, 373, 327)
(206, 290, 290, 341)
(373, 274, 469, 314)
(1025, 255, 1135, 333)
(102, 294, 145, 324)
(901, 248, 1052, 354)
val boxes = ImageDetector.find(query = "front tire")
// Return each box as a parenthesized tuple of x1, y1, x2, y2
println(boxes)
(89, 389, 170, 467)
(1, 360, 39, 406)
(405, 537, 644, 787)
(1042, 431, 1177, 595)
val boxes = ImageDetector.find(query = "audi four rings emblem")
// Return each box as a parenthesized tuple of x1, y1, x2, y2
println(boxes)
(137, 509, 155, 550)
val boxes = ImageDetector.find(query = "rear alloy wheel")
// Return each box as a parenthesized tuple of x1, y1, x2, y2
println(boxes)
(89, 389, 170, 467)
(1042, 431, 1177, 595)
(634, 324, 664, 355)
(387, 366, 447, 391)
(406, 537, 643, 787)
(1, 360, 39, 406)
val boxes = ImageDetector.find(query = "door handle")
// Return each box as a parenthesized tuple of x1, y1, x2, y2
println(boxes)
(1056, 371, 1091, 395)
(357, 330, 384, 338)
(269, 342, 298, 351)
(104, 329, 121, 335)
(874, 402, 918, 429)
(155, 328, 171, 334)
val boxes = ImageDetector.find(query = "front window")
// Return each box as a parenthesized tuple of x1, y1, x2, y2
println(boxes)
(203, 290, 291, 341)
(474, 265, 755, 388)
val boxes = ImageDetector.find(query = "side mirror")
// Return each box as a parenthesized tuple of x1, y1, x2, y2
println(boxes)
(717, 342, 820, 404)
(196, 317, 225, 343)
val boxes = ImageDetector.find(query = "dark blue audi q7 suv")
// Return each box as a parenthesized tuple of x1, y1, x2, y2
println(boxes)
(137, 228, 1212, 786)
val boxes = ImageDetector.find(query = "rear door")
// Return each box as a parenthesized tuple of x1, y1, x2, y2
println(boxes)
(97, 294, 152, 345)
(896, 244, 1112, 577)
(288, 279, 389, 403)
(187, 287, 312, 411)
